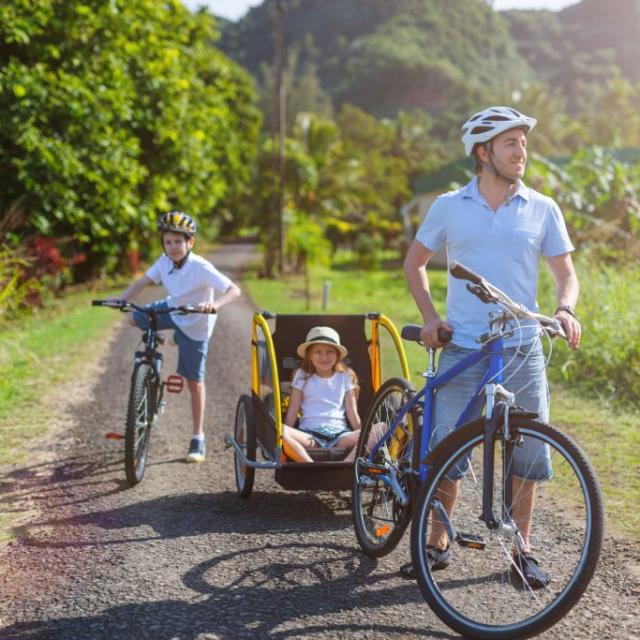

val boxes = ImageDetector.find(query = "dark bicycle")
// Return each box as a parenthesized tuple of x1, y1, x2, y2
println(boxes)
(92, 299, 211, 486)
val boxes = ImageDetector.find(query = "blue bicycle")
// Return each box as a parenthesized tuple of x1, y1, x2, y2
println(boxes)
(352, 261, 603, 640)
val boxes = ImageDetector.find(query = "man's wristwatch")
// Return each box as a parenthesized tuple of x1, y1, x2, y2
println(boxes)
(554, 304, 576, 318)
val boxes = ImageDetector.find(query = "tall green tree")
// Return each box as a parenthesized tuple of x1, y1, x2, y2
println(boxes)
(0, 0, 260, 278)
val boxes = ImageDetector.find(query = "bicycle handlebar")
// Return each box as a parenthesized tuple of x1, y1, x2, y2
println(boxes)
(91, 300, 217, 314)
(449, 261, 483, 285)
(448, 261, 567, 341)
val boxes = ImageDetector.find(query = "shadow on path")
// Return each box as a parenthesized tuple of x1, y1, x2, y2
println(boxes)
(2, 542, 457, 640)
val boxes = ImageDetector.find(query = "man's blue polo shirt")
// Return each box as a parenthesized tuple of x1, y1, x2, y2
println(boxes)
(415, 177, 574, 348)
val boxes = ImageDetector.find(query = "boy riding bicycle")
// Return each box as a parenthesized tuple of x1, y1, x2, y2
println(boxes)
(111, 211, 241, 463)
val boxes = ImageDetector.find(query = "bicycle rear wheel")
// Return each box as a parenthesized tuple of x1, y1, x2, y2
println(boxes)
(125, 363, 155, 487)
(410, 417, 604, 640)
(352, 377, 419, 557)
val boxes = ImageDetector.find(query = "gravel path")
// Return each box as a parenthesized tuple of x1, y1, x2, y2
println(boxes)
(0, 241, 638, 639)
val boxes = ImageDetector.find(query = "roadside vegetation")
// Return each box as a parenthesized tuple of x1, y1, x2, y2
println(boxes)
(0, 286, 123, 466)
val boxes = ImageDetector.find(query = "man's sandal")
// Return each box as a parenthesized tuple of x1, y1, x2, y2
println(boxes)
(511, 552, 551, 589)
(400, 545, 451, 580)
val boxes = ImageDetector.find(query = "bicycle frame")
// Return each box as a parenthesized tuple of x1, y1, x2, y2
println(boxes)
(369, 335, 503, 467)
(134, 309, 166, 414)
(364, 311, 525, 534)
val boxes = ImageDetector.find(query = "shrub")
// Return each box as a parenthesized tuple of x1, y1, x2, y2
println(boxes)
(354, 232, 384, 269)
(540, 255, 640, 407)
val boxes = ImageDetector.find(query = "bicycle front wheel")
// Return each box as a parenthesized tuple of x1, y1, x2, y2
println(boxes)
(234, 394, 256, 498)
(352, 377, 419, 557)
(125, 363, 155, 487)
(410, 417, 604, 640)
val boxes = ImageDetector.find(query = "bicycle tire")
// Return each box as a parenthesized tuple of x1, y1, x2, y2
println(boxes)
(234, 394, 256, 498)
(352, 377, 420, 557)
(410, 416, 604, 640)
(125, 363, 155, 487)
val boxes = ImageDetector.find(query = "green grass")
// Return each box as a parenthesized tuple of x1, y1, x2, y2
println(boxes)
(244, 251, 639, 540)
(0, 288, 123, 465)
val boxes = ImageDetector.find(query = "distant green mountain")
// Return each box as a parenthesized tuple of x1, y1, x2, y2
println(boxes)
(503, 0, 640, 108)
(219, 0, 530, 117)
(219, 0, 640, 117)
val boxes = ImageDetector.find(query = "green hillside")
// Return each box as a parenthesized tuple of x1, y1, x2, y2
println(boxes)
(219, 0, 640, 118)
(220, 0, 530, 117)
(503, 0, 640, 109)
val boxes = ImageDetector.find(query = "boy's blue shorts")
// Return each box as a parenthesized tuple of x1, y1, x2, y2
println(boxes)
(131, 300, 208, 382)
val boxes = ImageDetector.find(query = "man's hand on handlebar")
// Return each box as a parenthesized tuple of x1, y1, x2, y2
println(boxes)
(420, 318, 453, 349)
(554, 310, 581, 349)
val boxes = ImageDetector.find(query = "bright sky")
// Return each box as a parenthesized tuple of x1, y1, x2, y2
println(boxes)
(183, 0, 580, 21)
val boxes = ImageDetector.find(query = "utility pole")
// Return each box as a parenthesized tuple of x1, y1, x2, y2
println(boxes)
(274, 0, 286, 274)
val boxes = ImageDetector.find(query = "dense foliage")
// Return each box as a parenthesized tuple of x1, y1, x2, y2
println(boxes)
(245, 106, 431, 275)
(0, 0, 260, 282)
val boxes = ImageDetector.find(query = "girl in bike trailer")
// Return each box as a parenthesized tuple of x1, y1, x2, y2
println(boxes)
(112, 211, 241, 463)
(282, 326, 361, 463)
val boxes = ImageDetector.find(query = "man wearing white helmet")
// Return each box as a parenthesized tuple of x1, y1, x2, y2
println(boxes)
(402, 106, 581, 588)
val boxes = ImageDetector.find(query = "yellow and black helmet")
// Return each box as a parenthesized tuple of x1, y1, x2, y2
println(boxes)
(157, 211, 197, 238)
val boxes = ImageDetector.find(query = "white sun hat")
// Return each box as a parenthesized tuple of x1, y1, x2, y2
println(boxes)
(297, 326, 348, 359)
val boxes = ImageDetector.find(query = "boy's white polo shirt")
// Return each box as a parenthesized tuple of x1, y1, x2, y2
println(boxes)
(145, 252, 231, 341)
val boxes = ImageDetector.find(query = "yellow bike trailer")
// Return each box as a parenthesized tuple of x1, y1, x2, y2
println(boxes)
(225, 311, 410, 496)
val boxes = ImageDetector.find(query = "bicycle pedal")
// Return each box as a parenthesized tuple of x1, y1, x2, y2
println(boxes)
(165, 374, 184, 393)
(357, 461, 387, 476)
(457, 532, 486, 550)
(105, 432, 125, 440)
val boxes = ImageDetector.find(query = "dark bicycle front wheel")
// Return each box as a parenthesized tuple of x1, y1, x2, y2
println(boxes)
(234, 394, 256, 498)
(352, 377, 420, 557)
(410, 417, 604, 640)
(125, 363, 155, 487)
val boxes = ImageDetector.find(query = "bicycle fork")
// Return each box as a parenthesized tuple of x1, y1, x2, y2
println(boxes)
(481, 388, 521, 535)
(431, 387, 523, 552)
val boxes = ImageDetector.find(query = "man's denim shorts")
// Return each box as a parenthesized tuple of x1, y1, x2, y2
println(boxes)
(132, 300, 208, 382)
(429, 340, 552, 482)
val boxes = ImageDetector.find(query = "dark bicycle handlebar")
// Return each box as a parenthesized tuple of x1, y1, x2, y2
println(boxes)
(447, 261, 567, 341)
(91, 300, 217, 314)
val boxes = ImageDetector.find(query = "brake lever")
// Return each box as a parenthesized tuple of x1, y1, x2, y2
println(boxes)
(466, 283, 496, 304)
(177, 305, 197, 315)
(545, 319, 567, 341)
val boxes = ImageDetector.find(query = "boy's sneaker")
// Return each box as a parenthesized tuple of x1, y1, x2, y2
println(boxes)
(186, 437, 206, 463)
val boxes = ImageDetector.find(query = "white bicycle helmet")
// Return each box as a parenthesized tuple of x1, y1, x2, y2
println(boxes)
(461, 106, 537, 156)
